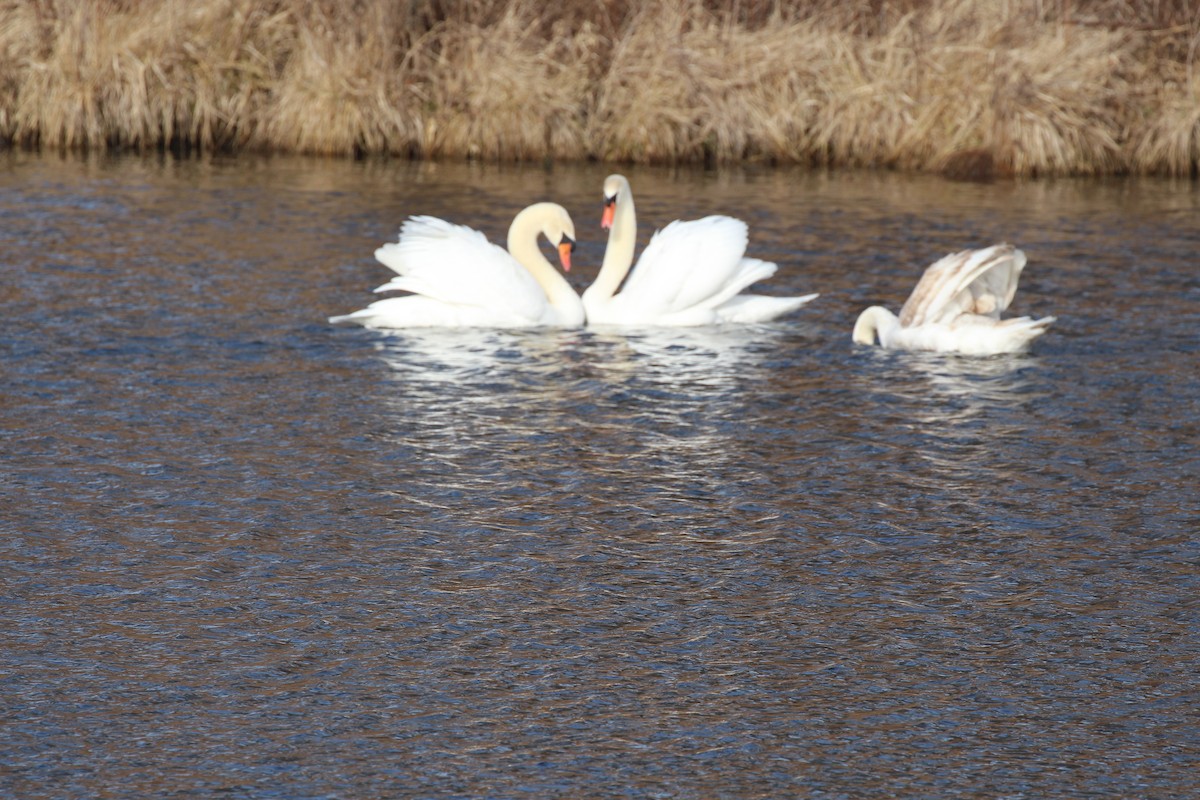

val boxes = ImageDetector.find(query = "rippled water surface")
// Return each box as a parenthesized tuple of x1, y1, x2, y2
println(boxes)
(2, 153, 1198, 798)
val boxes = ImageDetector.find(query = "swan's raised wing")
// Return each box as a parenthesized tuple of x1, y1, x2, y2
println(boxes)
(618, 215, 766, 317)
(371, 215, 548, 323)
(899, 244, 1026, 328)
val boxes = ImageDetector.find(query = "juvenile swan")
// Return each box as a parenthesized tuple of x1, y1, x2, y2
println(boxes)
(329, 203, 583, 329)
(852, 244, 1055, 355)
(581, 174, 818, 326)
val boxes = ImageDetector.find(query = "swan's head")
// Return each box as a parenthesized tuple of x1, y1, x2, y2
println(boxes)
(540, 203, 577, 273)
(557, 235, 576, 272)
(852, 306, 895, 346)
(601, 174, 630, 231)
(509, 202, 577, 272)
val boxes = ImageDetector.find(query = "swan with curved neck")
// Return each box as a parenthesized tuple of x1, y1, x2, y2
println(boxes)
(581, 174, 817, 326)
(852, 243, 1055, 355)
(330, 202, 583, 329)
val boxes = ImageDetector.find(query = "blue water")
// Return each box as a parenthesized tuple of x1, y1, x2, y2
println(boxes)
(2, 153, 1198, 798)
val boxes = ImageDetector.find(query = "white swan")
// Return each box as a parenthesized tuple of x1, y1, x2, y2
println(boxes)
(852, 243, 1055, 355)
(329, 203, 583, 329)
(581, 174, 818, 326)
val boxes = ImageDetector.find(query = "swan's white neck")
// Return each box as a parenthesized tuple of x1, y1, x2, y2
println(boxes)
(507, 204, 584, 326)
(583, 177, 637, 311)
(852, 306, 899, 347)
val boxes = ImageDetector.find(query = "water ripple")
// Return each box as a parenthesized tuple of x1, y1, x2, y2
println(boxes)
(1, 155, 1197, 798)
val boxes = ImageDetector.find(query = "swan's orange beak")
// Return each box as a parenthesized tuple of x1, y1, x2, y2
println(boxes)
(557, 237, 575, 272)
(601, 197, 616, 231)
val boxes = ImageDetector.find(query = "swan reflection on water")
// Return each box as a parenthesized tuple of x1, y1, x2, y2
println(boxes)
(859, 349, 1047, 492)
(582, 324, 784, 391)
(360, 324, 1051, 509)
(900, 350, 1043, 411)
(361, 325, 790, 491)
(368, 327, 583, 385)
(575, 326, 790, 489)
(365, 324, 785, 394)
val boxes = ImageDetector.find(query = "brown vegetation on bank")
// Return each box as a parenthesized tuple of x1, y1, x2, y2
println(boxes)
(1, 0, 1198, 175)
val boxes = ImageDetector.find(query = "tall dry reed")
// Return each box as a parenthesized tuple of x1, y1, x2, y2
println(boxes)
(1, 0, 1198, 175)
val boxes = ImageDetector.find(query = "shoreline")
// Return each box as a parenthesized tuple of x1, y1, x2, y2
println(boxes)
(2, 1, 1197, 177)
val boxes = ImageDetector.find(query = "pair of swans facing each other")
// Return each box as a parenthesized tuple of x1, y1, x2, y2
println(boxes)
(329, 175, 1055, 355)
(328, 174, 817, 331)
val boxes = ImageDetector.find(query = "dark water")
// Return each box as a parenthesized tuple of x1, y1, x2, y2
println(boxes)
(2, 153, 1198, 798)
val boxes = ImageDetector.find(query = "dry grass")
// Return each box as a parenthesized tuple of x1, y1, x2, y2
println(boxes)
(1, 0, 1198, 174)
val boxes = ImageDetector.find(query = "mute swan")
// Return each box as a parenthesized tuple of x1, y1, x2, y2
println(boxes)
(329, 203, 583, 329)
(852, 244, 1055, 355)
(581, 174, 818, 326)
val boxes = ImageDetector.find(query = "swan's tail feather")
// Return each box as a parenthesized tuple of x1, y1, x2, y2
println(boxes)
(994, 314, 1057, 351)
(328, 309, 374, 326)
(715, 292, 819, 323)
(1005, 314, 1057, 335)
(372, 277, 432, 295)
(374, 242, 409, 276)
(327, 295, 475, 328)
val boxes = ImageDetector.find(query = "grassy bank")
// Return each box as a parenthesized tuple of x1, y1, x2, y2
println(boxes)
(2, 0, 1198, 176)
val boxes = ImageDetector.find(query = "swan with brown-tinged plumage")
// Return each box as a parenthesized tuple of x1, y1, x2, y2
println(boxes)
(852, 243, 1055, 355)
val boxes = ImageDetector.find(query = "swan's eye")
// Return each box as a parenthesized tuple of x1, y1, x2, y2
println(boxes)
(563, 235, 576, 253)
(603, 196, 616, 207)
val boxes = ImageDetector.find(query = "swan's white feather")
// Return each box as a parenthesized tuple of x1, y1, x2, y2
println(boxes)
(620, 216, 751, 313)
(371, 216, 547, 322)
(587, 180, 815, 326)
(713, 292, 820, 324)
(328, 294, 532, 328)
(329, 210, 573, 329)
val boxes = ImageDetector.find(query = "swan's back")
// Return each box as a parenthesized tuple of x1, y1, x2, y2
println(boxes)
(900, 244, 1026, 327)
(617, 215, 767, 318)
(371, 215, 548, 323)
